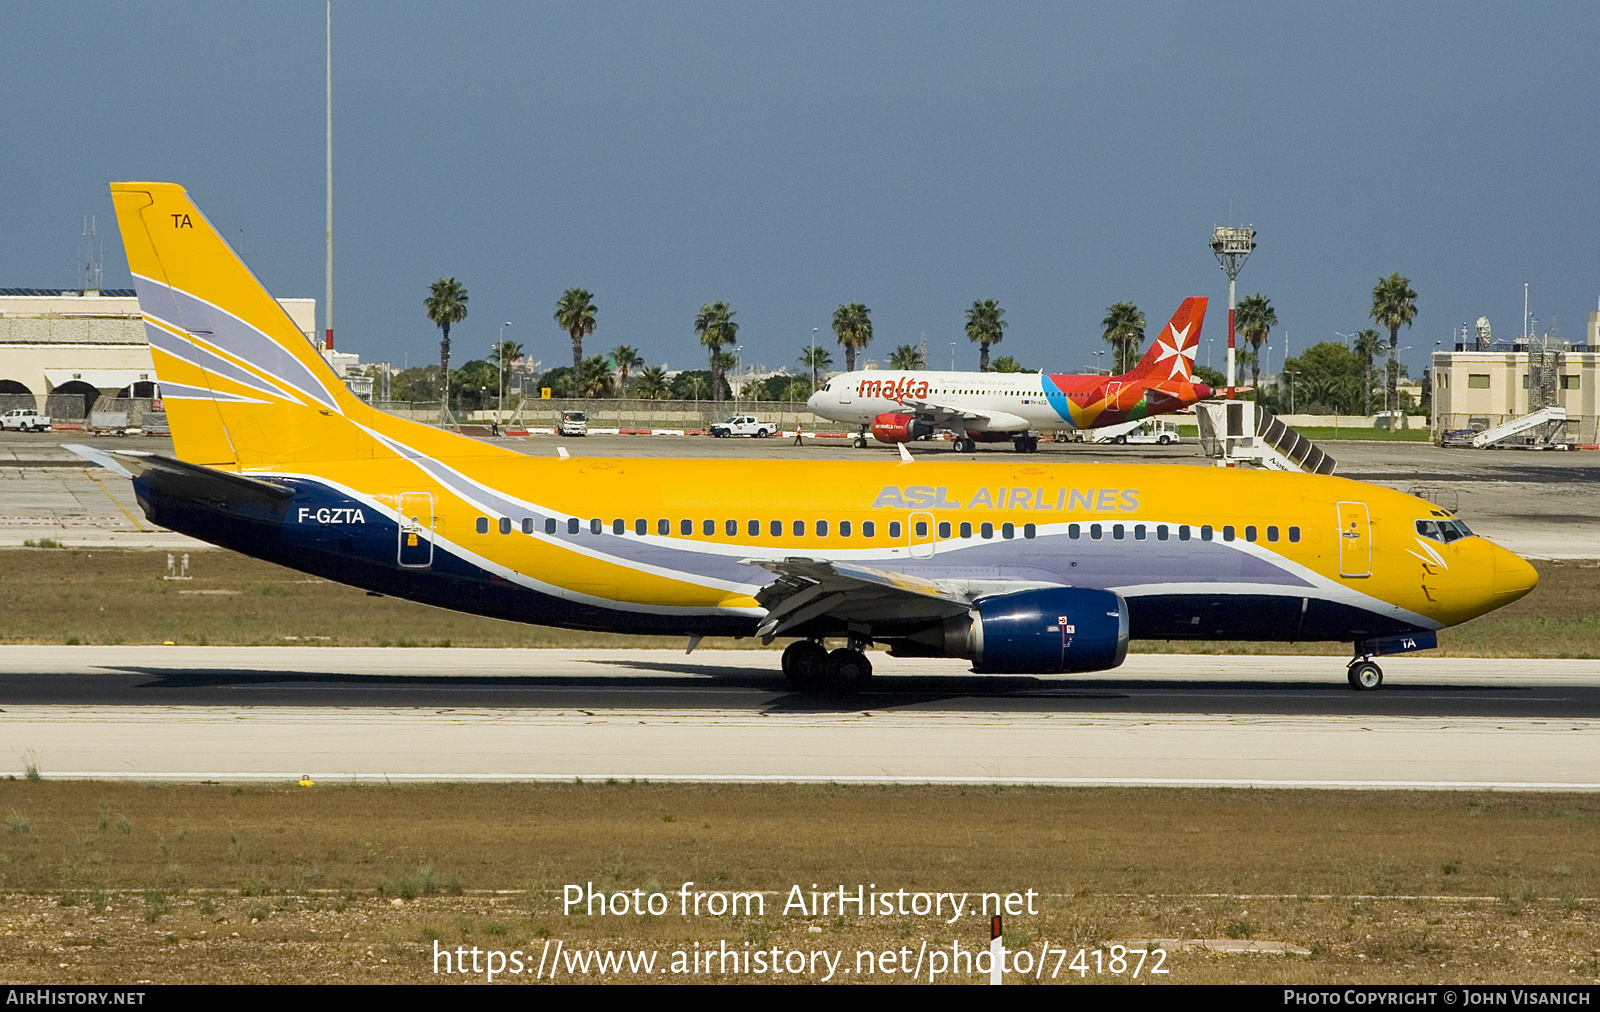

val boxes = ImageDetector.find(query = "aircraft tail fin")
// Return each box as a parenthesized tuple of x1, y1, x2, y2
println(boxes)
(1126, 297, 1207, 382)
(109, 181, 373, 467)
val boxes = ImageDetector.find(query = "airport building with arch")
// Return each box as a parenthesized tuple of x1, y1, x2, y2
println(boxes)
(0, 289, 317, 423)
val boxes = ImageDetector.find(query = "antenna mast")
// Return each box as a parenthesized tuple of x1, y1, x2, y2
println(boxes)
(324, 0, 334, 351)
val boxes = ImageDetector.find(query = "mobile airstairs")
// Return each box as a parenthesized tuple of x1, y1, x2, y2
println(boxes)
(1194, 400, 1337, 475)
(1470, 406, 1568, 449)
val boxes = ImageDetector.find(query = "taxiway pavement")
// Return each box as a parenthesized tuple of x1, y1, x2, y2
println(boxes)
(2, 647, 1596, 788)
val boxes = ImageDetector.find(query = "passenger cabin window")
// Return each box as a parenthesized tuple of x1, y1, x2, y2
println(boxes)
(658, 519, 671, 536)
(1067, 523, 1080, 539)
(1200, 525, 1213, 542)
(748, 519, 760, 537)
(569, 518, 581, 535)
(915, 520, 929, 538)
(981, 522, 994, 539)
(499, 517, 512, 535)
(888, 521, 902, 538)
(590, 519, 603, 535)
(1002, 522, 1014, 539)
(703, 519, 715, 536)
(1156, 524, 1169, 541)
(681, 519, 693, 536)
(1112, 523, 1124, 540)
(1023, 523, 1036, 540)
(476, 517, 489, 535)
(1178, 525, 1190, 542)
(1288, 526, 1301, 543)
(1090, 523, 1102, 540)
(546, 518, 558, 535)
(840, 520, 853, 537)
(793, 520, 806, 536)
(613, 519, 626, 535)
(771, 520, 782, 537)
(1134, 524, 1146, 541)
(1245, 525, 1257, 542)
(1222, 525, 1236, 542)
(862, 521, 876, 538)
(1266, 525, 1279, 542)
(636, 519, 648, 535)
(817, 520, 829, 537)
(939, 521, 952, 538)
(522, 518, 534, 535)
(725, 519, 738, 537)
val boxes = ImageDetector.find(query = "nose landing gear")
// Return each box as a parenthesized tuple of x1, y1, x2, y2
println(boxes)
(1347, 658, 1383, 690)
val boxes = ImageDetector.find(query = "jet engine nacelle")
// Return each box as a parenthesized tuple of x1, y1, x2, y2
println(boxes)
(885, 587, 1129, 673)
(871, 413, 933, 444)
(971, 587, 1129, 673)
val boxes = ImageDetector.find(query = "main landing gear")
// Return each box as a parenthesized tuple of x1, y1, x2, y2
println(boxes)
(952, 436, 975, 453)
(1347, 658, 1383, 690)
(853, 425, 870, 449)
(781, 639, 873, 691)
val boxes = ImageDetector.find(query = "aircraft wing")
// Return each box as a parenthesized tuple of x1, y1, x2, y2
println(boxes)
(740, 557, 976, 643)
(887, 398, 990, 428)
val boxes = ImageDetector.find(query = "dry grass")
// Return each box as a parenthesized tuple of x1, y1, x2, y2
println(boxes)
(1, 547, 1589, 657)
(0, 781, 1596, 983)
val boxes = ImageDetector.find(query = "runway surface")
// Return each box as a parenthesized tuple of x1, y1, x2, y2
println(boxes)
(3, 647, 1598, 789)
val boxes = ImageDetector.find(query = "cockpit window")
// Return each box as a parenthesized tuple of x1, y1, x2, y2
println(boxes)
(1416, 519, 1473, 543)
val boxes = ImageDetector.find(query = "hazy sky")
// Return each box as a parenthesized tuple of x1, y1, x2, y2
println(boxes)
(4, 2, 1596, 379)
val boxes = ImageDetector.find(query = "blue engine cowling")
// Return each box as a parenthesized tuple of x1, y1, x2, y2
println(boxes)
(971, 587, 1129, 674)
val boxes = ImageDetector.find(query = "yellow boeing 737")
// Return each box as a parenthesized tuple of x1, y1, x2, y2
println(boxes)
(84, 182, 1538, 691)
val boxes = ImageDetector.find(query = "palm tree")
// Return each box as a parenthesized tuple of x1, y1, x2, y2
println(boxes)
(554, 288, 598, 376)
(799, 345, 833, 391)
(1370, 273, 1418, 430)
(610, 345, 644, 396)
(832, 302, 872, 372)
(1234, 294, 1278, 391)
(576, 354, 614, 397)
(888, 344, 925, 370)
(694, 301, 738, 404)
(491, 339, 523, 401)
(425, 278, 468, 416)
(714, 351, 737, 400)
(965, 299, 1006, 372)
(634, 365, 670, 400)
(1352, 329, 1386, 417)
(681, 373, 709, 402)
(1100, 301, 1145, 374)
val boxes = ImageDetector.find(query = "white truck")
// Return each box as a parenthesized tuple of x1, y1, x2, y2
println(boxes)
(0, 409, 51, 432)
(709, 415, 775, 438)
(558, 410, 588, 436)
(1080, 418, 1183, 445)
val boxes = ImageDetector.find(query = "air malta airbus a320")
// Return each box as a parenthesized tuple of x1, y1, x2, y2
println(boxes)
(80, 182, 1538, 692)
(807, 299, 1213, 452)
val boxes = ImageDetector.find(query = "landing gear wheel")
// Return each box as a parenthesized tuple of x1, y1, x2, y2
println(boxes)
(853, 435, 868, 448)
(1347, 660, 1383, 690)
(825, 648, 872, 691)
(953, 437, 974, 453)
(782, 640, 828, 688)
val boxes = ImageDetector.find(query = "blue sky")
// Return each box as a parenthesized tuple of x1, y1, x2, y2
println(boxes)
(4, 2, 1596, 379)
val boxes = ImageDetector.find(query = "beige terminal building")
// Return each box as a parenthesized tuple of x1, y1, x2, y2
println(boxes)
(1431, 305, 1600, 444)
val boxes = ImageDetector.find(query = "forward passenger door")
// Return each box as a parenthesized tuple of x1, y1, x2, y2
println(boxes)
(1336, 501, 1371, 578)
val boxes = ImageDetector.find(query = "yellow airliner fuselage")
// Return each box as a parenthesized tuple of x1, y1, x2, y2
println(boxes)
(100, 182, 1539, 689)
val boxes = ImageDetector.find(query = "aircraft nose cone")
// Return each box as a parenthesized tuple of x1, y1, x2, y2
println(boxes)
(1491, 545, 1539, 602)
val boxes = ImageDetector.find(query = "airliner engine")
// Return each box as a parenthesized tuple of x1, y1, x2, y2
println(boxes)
(870, 413, 933, 444)
(886, 587, 1129, 673)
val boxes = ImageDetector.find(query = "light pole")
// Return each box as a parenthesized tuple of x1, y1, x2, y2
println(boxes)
(1283, 369, 1298, 414)
(1210, 226, 1256, 400)
(811, 328, 819, 392)
(498, 321, 512, 424)
(1093, 349, 1106, 374)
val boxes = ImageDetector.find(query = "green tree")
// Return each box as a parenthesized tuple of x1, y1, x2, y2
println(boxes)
(888, 344, 925, 370)
(576, 354, 614, 398)
(694, 301, 738, 404)
(554, 288, 598, 376)
(1101, 301, 1145, 374)
(1193, 364, 1226, 389)
(799, 345, 833, 391)
(634, 365, 670, 400)
(450, 359, 498, 412)
(1282, 342, 1364, 415)
(992, 355, 1029, 373)
(1234, 294, 1277, 392)
(539, 366, 574, 398)
(1351, 329, 1386, 417)
(965, 299, 1006, 372)
(491, 340, 523, 400)
(425, 278, 468, 413)
(610, 345, 644, 395)
(1370, 274, 1418, 429)
(674, 371, 711, 401)
(390, 365, 441, 402)
(832, 302, 873, 372)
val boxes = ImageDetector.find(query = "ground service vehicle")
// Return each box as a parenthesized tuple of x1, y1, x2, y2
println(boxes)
(1, 409, 51, 432)
(87, 182, 1538, 694)
(558, 411, 587, 436)
(808, 299, 1213, 452)
(710, 416, 773, 438)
